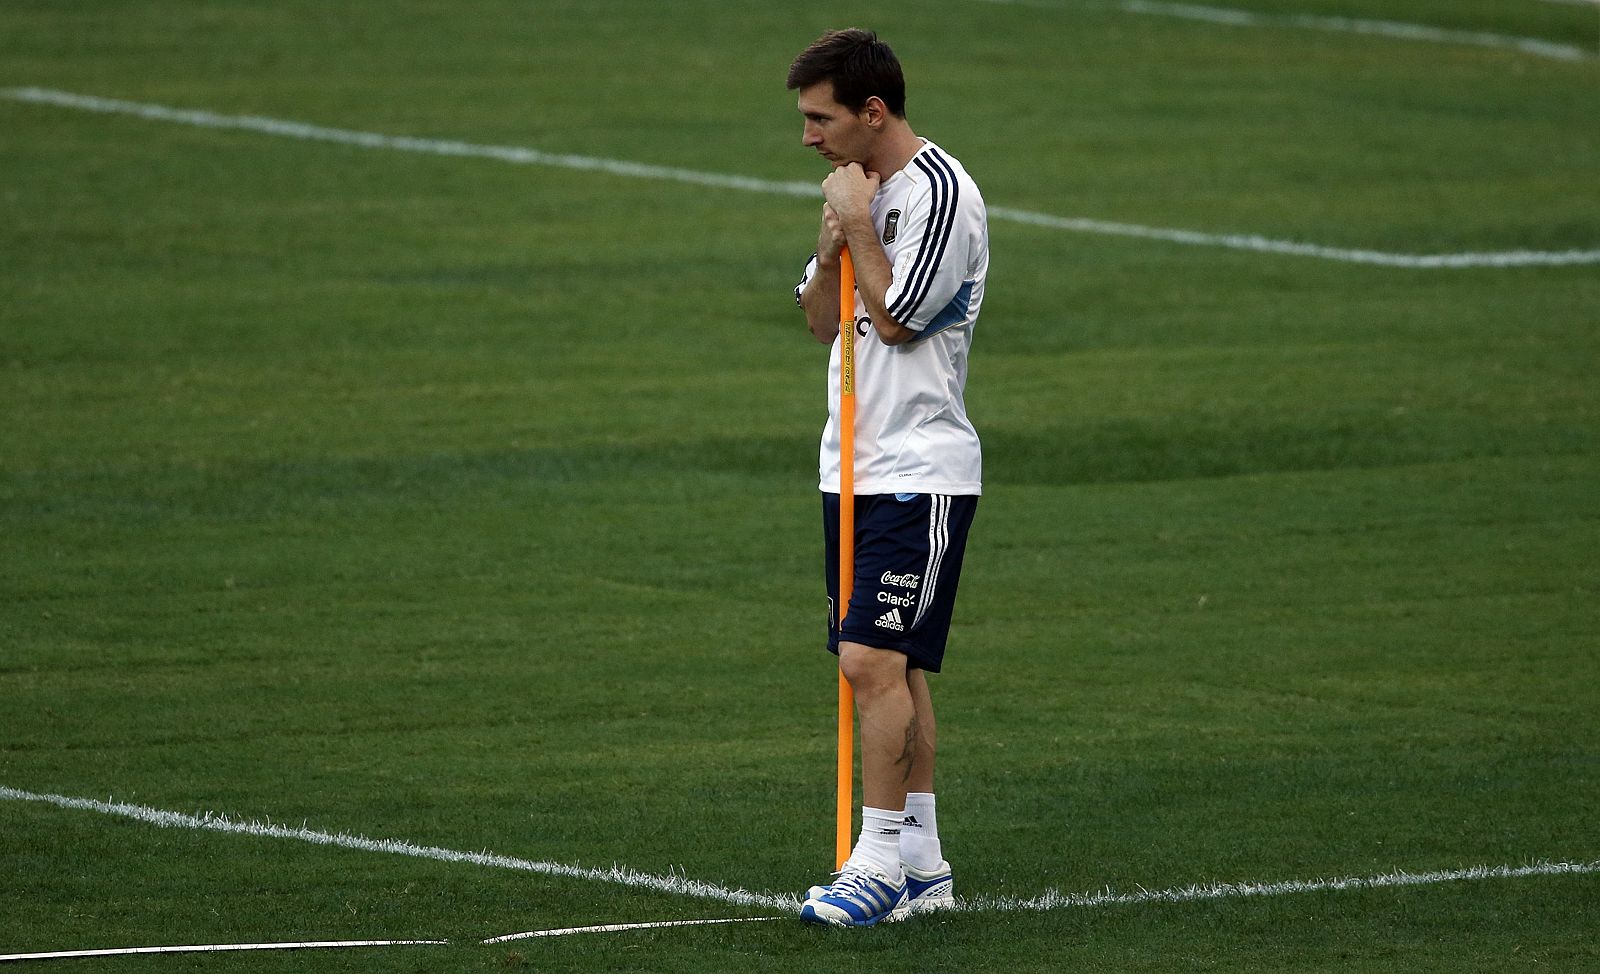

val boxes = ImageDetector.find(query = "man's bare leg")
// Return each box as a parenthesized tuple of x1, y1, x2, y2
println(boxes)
(839, 641, 916, 815)
(805, 645, 950, 922)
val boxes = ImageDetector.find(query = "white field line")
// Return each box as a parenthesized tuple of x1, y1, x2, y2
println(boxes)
(5, 86, 1598, 270)
(0, 786, 798, 912)
(6, 785, 1599, 919)
(961, 858, 1600, 911)
(986, 207, 1600, 268)
(0, 87, 817, 199)
(484, 916, 783, 944)
(0, 940, 444, 959)
(1123, 0, 1595, 62)
(0, 940, 446, 963)
(981, 0, 1596, 61)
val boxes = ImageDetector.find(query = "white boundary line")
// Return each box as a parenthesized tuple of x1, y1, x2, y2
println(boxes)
(0, 940, 446, 964)
(1121, 0, 1595, 62)
(986, 207, 1600, 268)
(0, 87, 817, 198)
(981, 0, 1597, 61)
(5, 785, 1598, 919)
(0, 786, 797, 911)
(5, 86, 1597, 270)
(484, 916, 783, 944)
(962, 858, 1600, 911)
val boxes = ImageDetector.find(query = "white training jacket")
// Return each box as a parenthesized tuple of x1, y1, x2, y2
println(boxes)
(796, 140, 988, 497)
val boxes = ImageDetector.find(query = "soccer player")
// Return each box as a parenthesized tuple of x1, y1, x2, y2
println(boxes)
(789, 29, 989, 927)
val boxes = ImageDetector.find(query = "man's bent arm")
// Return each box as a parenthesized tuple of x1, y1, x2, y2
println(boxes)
(821, 164, 916, 347)
(833, 215, 915, 346)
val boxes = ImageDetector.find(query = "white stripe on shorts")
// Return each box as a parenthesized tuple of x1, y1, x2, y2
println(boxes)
(913, 495, 951, 630)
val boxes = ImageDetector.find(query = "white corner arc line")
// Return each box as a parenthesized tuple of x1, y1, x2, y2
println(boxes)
(0, 941, 446, 964)
(484, 916, 784, 944)
(5, 86, 1597, 270)
(0, 786, 798, 912)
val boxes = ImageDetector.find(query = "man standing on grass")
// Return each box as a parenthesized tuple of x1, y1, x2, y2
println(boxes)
(789, 28, 989, 927)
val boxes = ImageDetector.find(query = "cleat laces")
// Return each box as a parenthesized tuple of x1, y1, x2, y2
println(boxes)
(820, 864, 896, 910)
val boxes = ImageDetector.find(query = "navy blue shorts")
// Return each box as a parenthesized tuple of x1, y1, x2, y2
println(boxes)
(822, 492, 979, 673)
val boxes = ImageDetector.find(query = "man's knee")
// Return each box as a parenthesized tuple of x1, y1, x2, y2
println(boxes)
(839, 642, 909, 699)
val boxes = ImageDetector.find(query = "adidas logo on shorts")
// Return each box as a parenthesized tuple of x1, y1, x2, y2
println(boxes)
(875, 608, 905, 632)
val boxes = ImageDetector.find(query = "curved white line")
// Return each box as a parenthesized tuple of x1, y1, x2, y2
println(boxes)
(484, 916, 782, 944)
(6, 785, 1597, 920)
(979, 0, 1597, 62)
(0, 941, 446, 963)
(4, 87, 1595, 269)
(960, 859, 1600, 911)
(0, 786, 797, 911)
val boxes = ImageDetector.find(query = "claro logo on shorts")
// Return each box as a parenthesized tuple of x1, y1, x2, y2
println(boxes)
(881, 571, 920, 589)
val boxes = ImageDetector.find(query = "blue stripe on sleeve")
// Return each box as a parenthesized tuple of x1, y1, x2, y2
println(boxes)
(889, 152, 955, 321)
(889, 150, 959, 324)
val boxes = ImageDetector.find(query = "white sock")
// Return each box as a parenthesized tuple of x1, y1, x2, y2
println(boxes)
(848, 807, 905, 878)
(899, 792, 943, 870)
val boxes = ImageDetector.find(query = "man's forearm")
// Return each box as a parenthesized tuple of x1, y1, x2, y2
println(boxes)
(801, 264, 842, 343)
(837, 216, 915, 347)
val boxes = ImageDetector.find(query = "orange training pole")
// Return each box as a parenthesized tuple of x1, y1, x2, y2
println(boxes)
(835, 246, 856, 871)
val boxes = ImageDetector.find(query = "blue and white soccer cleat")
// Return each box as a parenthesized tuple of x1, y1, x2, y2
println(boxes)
(903, 860, 955, 913)
(799, 863, 910, 927)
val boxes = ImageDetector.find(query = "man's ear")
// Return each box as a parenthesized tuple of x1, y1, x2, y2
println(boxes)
(862, 95, 889, 129)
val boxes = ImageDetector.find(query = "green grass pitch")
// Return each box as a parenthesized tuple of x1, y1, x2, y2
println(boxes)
(2, 1, 1598, 970)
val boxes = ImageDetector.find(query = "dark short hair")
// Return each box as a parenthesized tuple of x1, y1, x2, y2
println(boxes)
(787, 29, 906, 118)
